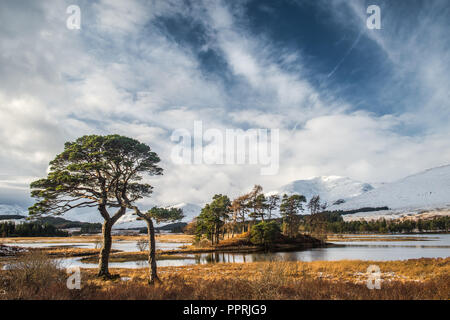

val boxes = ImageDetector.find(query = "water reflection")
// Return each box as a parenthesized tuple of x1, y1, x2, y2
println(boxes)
(191, 243, 450, 264)
(5, 234, 449, 269)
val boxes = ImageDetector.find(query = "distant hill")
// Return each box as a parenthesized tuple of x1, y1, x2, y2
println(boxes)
(0, 214, 101, 231)
(114, 203, 202, 229)
(156, 222, 187, 232)
(0, 215, 26, 220)
(34, 216, 102, 229)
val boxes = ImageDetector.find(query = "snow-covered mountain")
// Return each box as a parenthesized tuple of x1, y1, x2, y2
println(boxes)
(5, 165, 450, 225)
(113, 203, 202, 229)
(269, 176, 374, 205)
(169, 203, 202, 223)
(330, 165, 450, 213)
(0, 204, 26, 215)
(113, 211, 143, 229)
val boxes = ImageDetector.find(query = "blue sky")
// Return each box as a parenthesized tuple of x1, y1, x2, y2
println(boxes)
(0, 0, 449, 217)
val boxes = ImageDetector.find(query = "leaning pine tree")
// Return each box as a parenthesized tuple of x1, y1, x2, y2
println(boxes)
(29, 135, 162, 279)
(131, 206, 183, 284)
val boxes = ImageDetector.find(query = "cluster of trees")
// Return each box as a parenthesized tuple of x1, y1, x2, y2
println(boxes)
(196, 194, 231, 245)
(320, 215, 450, 233)
(193, 188, 450, 244)
(0, 222, 69, 237)
(250, 221, 281, 248)
(194, 185, 320, 245)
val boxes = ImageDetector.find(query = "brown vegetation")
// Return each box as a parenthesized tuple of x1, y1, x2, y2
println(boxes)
(80, 252, 192, 263)
(0, 233, 194, 244)
(0, 251, 67, 299)
(1, 256, 448, 300)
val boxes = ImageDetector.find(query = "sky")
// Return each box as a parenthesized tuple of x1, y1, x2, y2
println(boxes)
(0, 0, 449, 219)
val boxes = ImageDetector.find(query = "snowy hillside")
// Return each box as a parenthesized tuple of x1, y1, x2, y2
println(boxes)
(0, 204, 26, 215)
(269, 176, 374, 204)
(114, 203, 202, 229)
(169, 203, 202, 223)
(330, 165, 450, 213)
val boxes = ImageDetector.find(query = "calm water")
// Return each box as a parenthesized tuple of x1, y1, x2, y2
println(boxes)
(4, 234, 450, 269)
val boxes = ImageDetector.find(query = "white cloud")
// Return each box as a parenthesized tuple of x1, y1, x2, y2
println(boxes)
(0, 0, 449, 221)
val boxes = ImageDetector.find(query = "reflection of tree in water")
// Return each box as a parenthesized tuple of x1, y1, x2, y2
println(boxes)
(194, 251, 309, 265)
(250, 253, 269, 262)
(201, 253, 218, 263)
(277, 251, 299, 262)
(195, 250, 320, 265)
(198, 253, 239, 264)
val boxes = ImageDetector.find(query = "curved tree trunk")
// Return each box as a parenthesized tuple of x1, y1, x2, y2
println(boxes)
(98, 219, 112, 278)
(146, 218, 160, 285)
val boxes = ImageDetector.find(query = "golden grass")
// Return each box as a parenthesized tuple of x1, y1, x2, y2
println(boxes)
(105, 257, 449, 285)
(155, 233, 194, 243)
(1, 257, 448, 299)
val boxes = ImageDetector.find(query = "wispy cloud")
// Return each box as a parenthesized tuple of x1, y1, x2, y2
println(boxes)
(327, 30, 363, 78)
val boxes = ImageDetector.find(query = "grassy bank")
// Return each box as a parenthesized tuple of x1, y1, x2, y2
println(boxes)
(1, 254, 448, 300)
(118, 257, 450, 283)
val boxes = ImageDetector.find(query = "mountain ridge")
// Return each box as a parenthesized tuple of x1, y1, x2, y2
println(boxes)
(330, 165, 450, 214)
(269, 175, 374, 204)
(2, 165, 450, 225)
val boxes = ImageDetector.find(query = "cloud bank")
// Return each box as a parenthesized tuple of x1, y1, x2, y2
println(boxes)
(0, 0, 449, 220)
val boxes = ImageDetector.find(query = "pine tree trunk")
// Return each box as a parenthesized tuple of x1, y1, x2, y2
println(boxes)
(98, 219, 112, 278)
(146, 218, 160, 285)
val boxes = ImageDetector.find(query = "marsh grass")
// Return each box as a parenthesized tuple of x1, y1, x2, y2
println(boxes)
(1, 251, 67, 299)
(1, 256, 448, 300)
